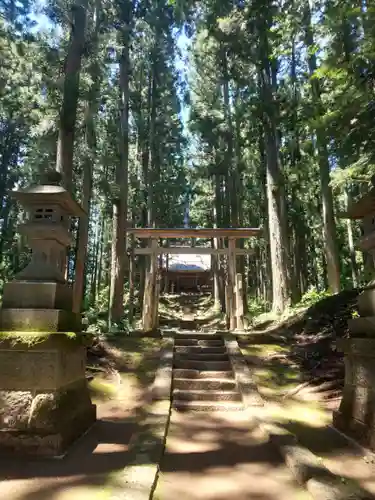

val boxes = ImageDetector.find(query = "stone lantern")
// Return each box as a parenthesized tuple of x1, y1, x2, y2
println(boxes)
(0, 171, 96, 457)
(333, 185, 375, 450)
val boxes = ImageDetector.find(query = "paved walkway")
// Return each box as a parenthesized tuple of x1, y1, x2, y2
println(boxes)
(155, 410, 310, 500)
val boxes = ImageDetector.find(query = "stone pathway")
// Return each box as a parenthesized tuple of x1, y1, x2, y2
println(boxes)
(154, 297, 310, 500)
(155, 410, 310, 500)
(172, 333, 243, 411)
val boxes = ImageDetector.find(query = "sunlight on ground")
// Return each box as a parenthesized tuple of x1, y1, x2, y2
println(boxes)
(53, 487, 111, 500)
(260, 401, 331, 427)
(240, 343, 331, 426)
(155, 410, 312, 500)
(89, 337, 163, 404)
(89, 377, 117, 402)
(159, 293, 226, 329)
(240, 336, 375, 497)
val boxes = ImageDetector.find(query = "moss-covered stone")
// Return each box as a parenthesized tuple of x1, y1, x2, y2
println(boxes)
(0, 330, 91, 347)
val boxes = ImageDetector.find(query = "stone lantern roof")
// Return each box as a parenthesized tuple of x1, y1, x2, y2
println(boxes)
(344, 177, 375, 219)
(7, 171, 87, 285)
(345, 188, 375, 219)
(12, 184, 86, 218)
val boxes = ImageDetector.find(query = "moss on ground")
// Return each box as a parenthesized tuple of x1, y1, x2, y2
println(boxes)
(87, 336, 165, 402)
(88, 377, 117, 402)
(241, 343, 300, 397)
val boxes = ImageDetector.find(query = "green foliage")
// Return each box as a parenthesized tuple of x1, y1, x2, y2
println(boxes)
(247, 298, 271, 318)
(297, 288, 332, 309)
(1, 0, 373, 321)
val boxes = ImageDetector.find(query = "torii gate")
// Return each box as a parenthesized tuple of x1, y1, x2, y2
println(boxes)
(127, 227, 262, 332)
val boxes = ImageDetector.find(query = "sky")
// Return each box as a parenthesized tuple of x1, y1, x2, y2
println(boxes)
(29, 0, 51, 31)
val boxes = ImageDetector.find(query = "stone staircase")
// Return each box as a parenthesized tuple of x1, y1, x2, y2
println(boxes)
(172, 333, 243, 411)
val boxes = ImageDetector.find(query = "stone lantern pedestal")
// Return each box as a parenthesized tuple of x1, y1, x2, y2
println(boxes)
(0, 173, 96, 457)
(333, 188, 375, 450)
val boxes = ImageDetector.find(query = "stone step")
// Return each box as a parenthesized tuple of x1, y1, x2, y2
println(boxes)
(175, 352, 229, 362)
(173, 400, 243, 412)
(177, 322, 198, 330)
(174, 359, 231, 371)
(173, 389, 242, 402)
(174, 346, 225, 354)
(172, 333, 222, 341)
(173, 369, 234, 379)
(174, 338, 224, 347)
(173, 378, 237, 391)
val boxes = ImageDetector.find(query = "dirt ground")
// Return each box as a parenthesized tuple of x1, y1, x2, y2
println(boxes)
(239, 332, 375, 498)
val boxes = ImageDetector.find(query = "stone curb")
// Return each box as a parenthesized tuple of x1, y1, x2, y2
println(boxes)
(151, 337, 174, 401)
(110, 337, 174, 500)
(265, 424, 374, 500)
(224, 336, 264, 407)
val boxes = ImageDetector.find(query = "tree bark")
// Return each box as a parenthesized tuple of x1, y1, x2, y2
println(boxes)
(257, 21, 290, 312)
(344, 190, 359, 287)
(109, 3, 131, 325)
(73, 2, 101, 313)
(56, 0, 88, 193)
(303, 0, 341, 294)
(90, 211, 101, 305)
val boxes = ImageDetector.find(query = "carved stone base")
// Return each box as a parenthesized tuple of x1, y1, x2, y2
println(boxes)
(334, 338, 375, 451)
(358, 285, 375, 317)
(0, 382, 96, 456)
(2, 281, 73, 310)
(347, 316, 375, 338)
(0, 334, 96, 456)
(0, 309, 81, 332)
(333, 409, 374, 448)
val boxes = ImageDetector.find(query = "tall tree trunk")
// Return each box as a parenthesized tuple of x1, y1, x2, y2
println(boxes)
(222, 48, 238, 228)
(303, 0, 341, 294)
(143, 41, 159, 320)
(257, 126, 272, 305)
(257, 18, 290, 312)
(344, 189, 359, 287)
(138, 74, 152, 307)
(212, 201, 224, 309)
(56, 0, 88, 193)
(90, 210, 101, 305)
(147, 66, 157, 227)
(72, 155, 92, 312)
(96, 212, 106, 294)
(109, 4, 131, 325)
(73, 2, 101, 313)
(214, 167, 225, 309)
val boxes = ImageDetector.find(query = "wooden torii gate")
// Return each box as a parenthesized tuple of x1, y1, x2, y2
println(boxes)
(128, 227, 261, 332)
